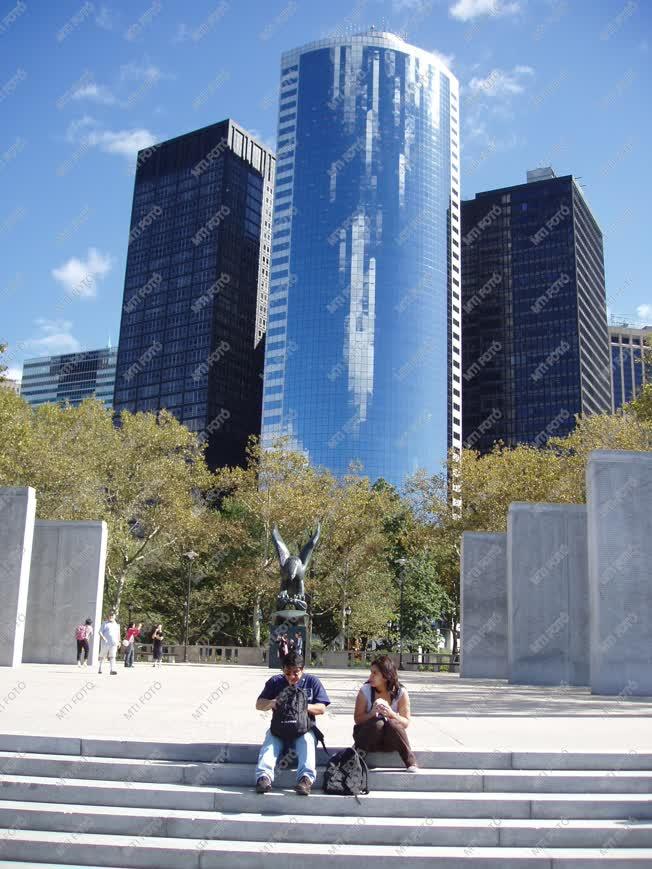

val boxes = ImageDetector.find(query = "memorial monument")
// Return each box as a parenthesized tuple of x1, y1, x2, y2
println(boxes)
(268, 523, 320, 668)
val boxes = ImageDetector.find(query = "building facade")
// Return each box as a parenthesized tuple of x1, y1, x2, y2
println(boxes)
(113, 120, 275, 469)
(20, 348, 117, 408)
(461, 169, 612, 453)
(609, 324, 652, 410)
(260, 31, 461, 486)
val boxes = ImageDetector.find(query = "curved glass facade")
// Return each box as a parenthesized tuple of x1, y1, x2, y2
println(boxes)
(262, 32, 461, 486)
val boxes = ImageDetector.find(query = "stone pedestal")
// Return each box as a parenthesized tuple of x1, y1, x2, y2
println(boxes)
(587, 450, 652, 696)
(268, 609, 309, 669)
(508, 503, 589, 686)
(0, 488, 36, 667)
(23, 520, 107, 666)
(460, 532, 508, 679)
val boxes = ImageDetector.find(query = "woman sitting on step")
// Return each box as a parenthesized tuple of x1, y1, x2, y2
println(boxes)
(353, 655, 418, 771)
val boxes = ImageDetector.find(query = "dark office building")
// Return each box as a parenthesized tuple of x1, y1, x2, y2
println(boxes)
(461, 168, 612, 453)
(114, 120, 275, 469)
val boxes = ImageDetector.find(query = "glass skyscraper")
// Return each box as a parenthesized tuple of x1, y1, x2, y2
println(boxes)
(261, 31, 461, 486)
(113, 120, 275, 469)
(20, 348, 116, 408)
(461, 168, 612, 453)
(610, 324, 652, 410)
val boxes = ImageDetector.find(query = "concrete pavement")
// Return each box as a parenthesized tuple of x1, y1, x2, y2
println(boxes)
(1, 663, 651, 752)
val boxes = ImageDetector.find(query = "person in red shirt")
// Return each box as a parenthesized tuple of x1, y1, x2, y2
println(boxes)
(124, 622, 142, 668)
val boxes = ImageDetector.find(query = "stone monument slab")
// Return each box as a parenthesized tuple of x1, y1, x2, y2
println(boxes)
(508, 503, 589, 686)
(23, 520, 107, 666)
(460, 532, 508, 679)
(0, 488, 36, 667)
(587, 450, 652, 696)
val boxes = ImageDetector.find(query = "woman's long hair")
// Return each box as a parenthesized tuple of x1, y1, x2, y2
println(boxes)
(371, 654, 401, 701)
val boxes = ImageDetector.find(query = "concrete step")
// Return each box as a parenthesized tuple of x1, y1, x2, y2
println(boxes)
(1, 828, 651, 867)
(2, 800, 652, 848)
(3, 751, 651, 793)
(3, 734, 652, 770)
(2, 775, 652, 819)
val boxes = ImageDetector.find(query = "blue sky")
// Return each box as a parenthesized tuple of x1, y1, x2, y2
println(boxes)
(1, 0, 650, 383)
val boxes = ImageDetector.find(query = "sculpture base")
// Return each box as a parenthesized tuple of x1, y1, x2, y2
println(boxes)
(268, 609, 310, 669)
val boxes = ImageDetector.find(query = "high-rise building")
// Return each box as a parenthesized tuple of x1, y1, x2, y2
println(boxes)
(20, 348, 117, 408)
(609, 323, 652, 410)
(260, 31, 461, 486)
(461, 168, 612, 453)
(113, 120, 275, 469)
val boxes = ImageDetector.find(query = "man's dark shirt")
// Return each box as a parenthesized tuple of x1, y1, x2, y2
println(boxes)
(258, 673, 331, 719)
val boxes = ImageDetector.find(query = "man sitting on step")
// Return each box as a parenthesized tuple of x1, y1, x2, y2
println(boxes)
(254, 650, 330, 796)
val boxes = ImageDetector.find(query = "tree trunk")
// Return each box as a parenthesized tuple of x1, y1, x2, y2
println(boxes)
(253, 592, 262, 647)
(451, 606, 460, 657)
(112, 571, 128, 614)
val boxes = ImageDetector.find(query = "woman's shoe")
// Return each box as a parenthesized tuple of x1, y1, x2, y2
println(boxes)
(406, 764, 419, 772)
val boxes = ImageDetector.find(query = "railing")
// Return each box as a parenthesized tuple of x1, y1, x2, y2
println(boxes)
(133, 643, 267, 665)
(403, 652, 460, 672)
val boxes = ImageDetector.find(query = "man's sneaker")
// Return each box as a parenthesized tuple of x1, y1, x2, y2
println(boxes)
(256, 775, 272, 794)
(406, 764, 419, 772)
(295, 776, 312, 796)
(110, 670, 117, 675)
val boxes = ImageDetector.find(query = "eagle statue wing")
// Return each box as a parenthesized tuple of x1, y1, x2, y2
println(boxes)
(272, 526, 290, 567)
(299, 522, 321, 571)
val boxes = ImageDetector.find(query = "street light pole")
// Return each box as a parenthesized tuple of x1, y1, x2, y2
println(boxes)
(183, 550, 198, 663)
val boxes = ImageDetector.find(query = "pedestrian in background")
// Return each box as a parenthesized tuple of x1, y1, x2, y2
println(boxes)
(98, 613, 120, 675)
(75, 618, 93, 666)
(151, 624, 164, 668)
(124, 621, 142, 668)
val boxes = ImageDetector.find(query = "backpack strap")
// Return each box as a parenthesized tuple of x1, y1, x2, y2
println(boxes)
(312, 725, 327, 753)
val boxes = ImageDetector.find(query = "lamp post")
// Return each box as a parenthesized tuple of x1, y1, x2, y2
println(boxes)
(396, 557, 407, 670)
(344, 605, 352, 652)
(183, 550, 198, 663)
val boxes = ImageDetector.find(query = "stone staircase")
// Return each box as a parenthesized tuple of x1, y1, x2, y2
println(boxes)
(0, 735, 651, 866)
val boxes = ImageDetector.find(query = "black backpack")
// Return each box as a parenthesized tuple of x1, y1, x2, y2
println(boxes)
(270, 684, 310, 741)
(323, 747, 369, 800)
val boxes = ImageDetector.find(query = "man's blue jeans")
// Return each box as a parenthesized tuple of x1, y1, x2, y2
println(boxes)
(255, 729, 317, 784)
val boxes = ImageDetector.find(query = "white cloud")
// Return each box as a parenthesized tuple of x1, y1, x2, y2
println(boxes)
(429, 48, 455, 68)
(66, 116, 157, 159)
(393, 0, 425, 9)
(119, 62, 163, 83)
(637, 304, 652, 321)
(468, 66, 534, 97)
(72, 82, 117, 105)
(4, 366, 21, 383)
(70, 64, 164, 108)
(450, 0, 520, 21)
(86, 127, 157, 157)
(24, 320, 81, 356)
(95, 5, 117, 30)
(52, 248, 113, 299)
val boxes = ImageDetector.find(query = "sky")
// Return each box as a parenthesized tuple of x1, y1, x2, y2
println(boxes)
(1, 0, 650, 384)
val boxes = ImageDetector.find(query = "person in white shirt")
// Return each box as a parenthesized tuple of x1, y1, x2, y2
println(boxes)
(98, 613, 121, 675)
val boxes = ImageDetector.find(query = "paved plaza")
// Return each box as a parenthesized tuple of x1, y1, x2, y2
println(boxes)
(1, 663, 651, 752)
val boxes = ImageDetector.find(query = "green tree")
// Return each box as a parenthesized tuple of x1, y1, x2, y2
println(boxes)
(212, 438, 334, 645)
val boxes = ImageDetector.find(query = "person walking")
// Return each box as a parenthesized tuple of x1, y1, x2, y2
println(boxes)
(151, 624, 164, 668)
(294, 633, 303, 657)
(352, 654, 417, 771)
(75, 618, 93, 666)
(98, 613, 120, 675)
(124, 622, 142, 668)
